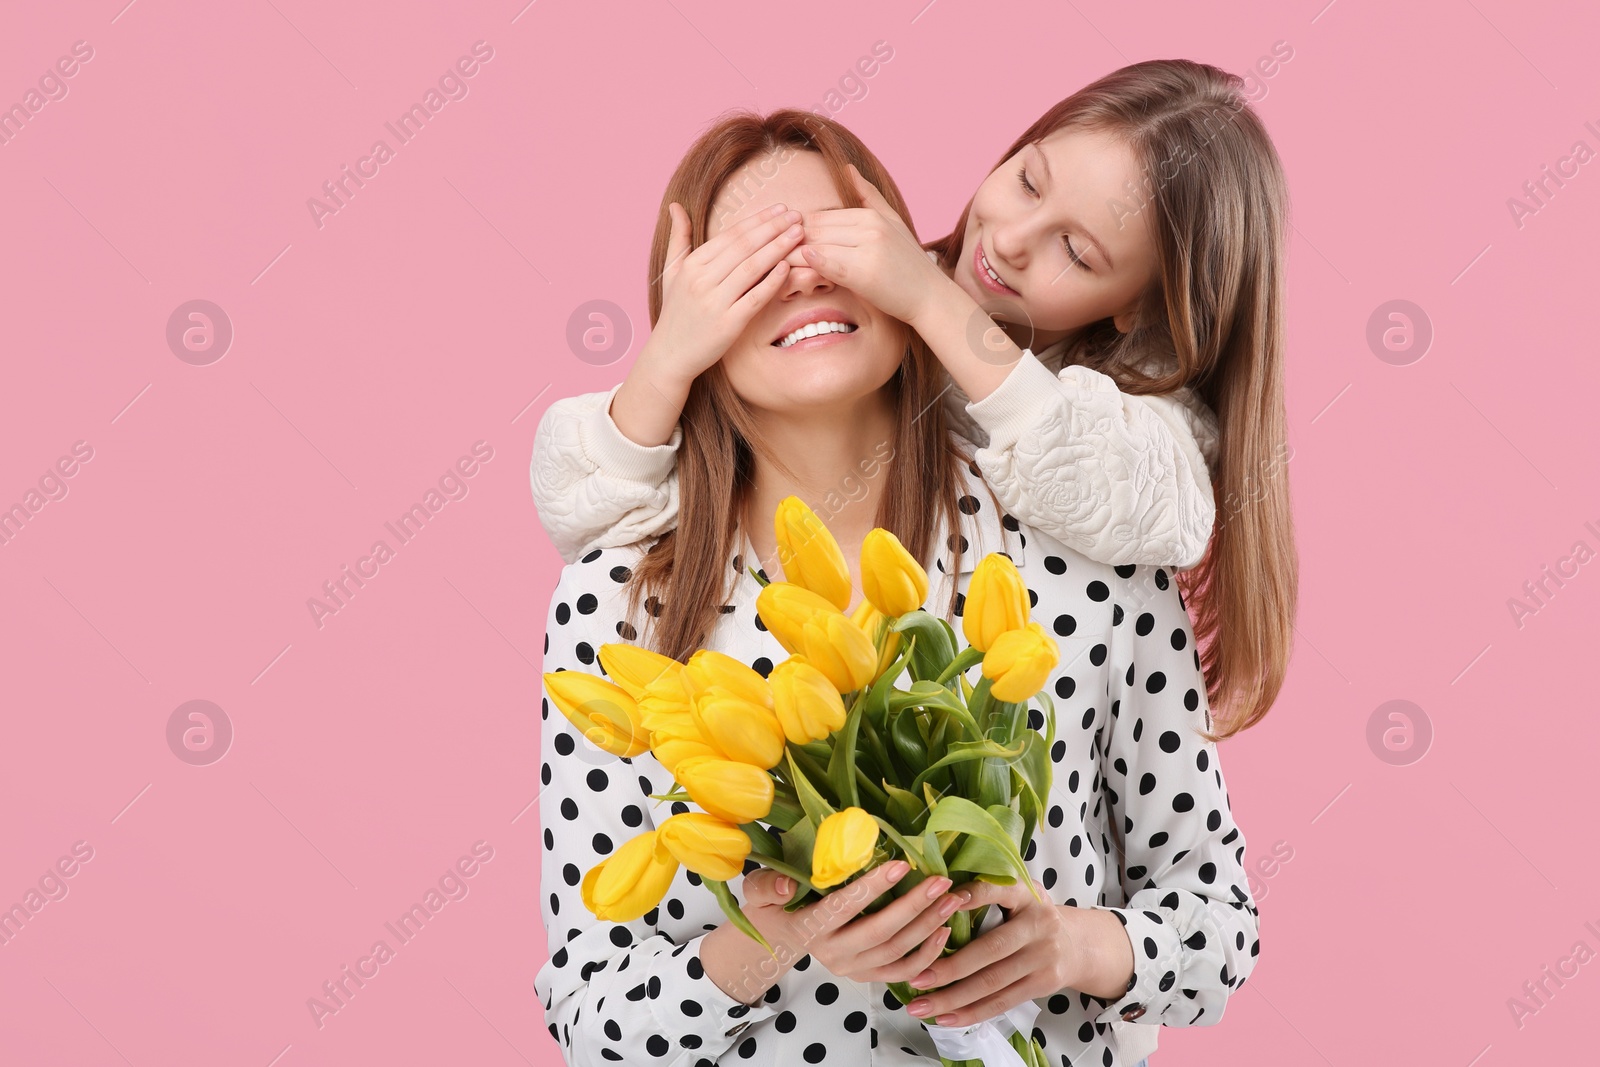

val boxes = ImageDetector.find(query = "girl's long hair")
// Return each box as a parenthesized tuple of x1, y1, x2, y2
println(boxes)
(626, 109, 976, 662)
(928, 59, 1298, 740)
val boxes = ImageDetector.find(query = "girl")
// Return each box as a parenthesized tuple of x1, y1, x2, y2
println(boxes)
(533, 59, 1297, 743)
(534, 108, 1258, 1067)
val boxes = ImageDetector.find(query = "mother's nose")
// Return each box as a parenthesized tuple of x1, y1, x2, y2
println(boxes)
(779, 254, 834, 297)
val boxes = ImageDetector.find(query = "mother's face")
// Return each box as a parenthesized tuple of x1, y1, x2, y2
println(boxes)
(709, 149, 909, 415)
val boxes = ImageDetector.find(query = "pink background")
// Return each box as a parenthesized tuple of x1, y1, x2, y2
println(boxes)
(3, 0, 1597, 1063)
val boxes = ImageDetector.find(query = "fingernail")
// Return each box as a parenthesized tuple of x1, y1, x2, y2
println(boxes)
(938, 895, 960, 917)
(936, 1015, 958, 1026)
(925, 877, 952, 900)
(911, 969, 934, 986)
(776, 876, 791, 894)
(956, 890, 973, 904)
(907, 1001, 930, 1016)
(888, 860, 910, 881)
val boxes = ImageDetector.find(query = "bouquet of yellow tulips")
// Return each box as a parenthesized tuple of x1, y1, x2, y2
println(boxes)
(543, 497, 1062, 1067)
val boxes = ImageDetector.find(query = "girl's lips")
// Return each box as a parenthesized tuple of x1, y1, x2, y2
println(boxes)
(973, 241, 1020, 297)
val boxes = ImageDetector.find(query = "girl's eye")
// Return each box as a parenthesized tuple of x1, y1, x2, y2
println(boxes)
(1016, 167, 1036, 196)
(1064, 236, 1090, 272)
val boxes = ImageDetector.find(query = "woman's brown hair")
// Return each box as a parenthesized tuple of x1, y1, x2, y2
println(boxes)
(625, 109, 980, 663)
(927, 59, 1298, 740)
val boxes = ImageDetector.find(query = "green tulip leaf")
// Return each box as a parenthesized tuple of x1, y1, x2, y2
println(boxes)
(890, 610, 955, 682)
(786, 748, 837, 825)
(924, 796, 1038, 898)
(909, 737, 1027, 796)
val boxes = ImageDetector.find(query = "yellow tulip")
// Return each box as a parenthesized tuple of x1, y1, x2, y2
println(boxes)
(850, 599, 902, 677)
(673, 756, 775, 825)
(543, 671, 651, 757)
(597, 643, 683, 701)
(962, 552, 1031, 652)
(811, 807, 880, 889)
(800, 612, 880, 693)
(982, 621, 1060, 702)
(757, 583, 878, 692)
(691, 691, 786, 769)
(580, 831, 679, 922)
(769, 656, 849, 744)
(757, 582, 840, 652)
(657, 812, 752, 881)
(774, 496, 853, 611)
(860, 529, 928, 616)
(651, 736, 723, 775)
(682, 650, 774, 709)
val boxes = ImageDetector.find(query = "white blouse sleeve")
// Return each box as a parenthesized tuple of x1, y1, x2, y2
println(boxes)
(959, 351, 1219, 569)
(1090, 564, 1260, 1028)
(530, 385, 682, 565)
(533, 558, 779, 1065)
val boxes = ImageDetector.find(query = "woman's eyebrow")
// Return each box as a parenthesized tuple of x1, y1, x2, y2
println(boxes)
(1033, 144, 1115, 271)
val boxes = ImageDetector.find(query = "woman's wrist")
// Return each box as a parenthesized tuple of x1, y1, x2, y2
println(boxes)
(1057, 904, 1137, 1000)
(700, 919, 799, 1006)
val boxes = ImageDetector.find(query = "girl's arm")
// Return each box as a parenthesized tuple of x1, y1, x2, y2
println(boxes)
(534, 557, 779, 1064)
(1093, 561, 1261, 1028)
(950, 351, 1219, 567)
(531, 385, 682, 564)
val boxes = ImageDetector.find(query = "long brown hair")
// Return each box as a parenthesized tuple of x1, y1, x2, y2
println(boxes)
(625, 109, 978, 663)
(928, 59, 1297, 740)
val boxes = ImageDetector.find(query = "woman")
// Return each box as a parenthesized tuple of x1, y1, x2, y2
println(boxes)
(534, 110, 1259, 1067)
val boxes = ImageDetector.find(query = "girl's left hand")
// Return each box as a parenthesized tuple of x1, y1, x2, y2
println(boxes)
(800, 164, 952, 326)
(902, 877, 1093, 1027)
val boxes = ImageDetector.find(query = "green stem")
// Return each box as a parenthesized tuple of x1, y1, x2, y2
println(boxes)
(788, 744, 838, 803)
(934, 646, 985, 686)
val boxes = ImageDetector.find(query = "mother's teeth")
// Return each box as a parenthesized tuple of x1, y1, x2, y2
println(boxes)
(775, 321, 857, 348)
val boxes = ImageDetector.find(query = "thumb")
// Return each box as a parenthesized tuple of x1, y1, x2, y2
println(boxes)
(744, 867, 796, 906)
(952, 877, 1028, 911)
(847, 163, 897, 220)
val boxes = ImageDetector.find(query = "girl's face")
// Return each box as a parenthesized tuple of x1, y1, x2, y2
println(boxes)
(711, 150, 908, 414)
(955, 126, 1159, 349)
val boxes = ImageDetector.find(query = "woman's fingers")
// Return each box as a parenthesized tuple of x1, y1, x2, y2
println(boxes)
(853, 879, 964, 969)
(801, 861, 909, 936)
(742, 867, 795, 908)
(864, 923, 952, 985)
(832, 874, 955, 961)
(661, 202, 692, 278)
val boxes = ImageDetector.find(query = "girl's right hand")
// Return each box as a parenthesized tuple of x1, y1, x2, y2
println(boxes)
(743, 861, 963, 986)
(640, 202, 804, 386)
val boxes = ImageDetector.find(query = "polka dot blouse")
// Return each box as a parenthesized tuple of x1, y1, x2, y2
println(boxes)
(534, 456, 1261, 1066)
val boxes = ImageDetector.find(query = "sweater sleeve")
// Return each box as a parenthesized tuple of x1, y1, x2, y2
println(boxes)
(530, 384, 682, 565)
(1091, 564, 1261, 1028)
(959, 351, 1219, 569)
(534, 558, 779, 1065)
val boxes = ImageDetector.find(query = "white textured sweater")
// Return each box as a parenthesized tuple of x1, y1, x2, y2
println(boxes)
(530, 340, 1220, 570)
